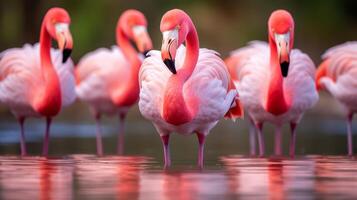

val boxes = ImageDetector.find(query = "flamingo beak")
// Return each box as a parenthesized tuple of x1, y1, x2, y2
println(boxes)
(161, 29, 178, 74)
(55, 23, 73, 63)
(275, 32, 290, 77)
(132, 26, 153, 58)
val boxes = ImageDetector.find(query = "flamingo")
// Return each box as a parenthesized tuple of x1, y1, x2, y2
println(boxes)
(138, 9, 243, 168)
(0, 8, 75, 156)
(225, 10, 318, 156)
(316, 42, 357, 156)
(75, 10, 152, 155)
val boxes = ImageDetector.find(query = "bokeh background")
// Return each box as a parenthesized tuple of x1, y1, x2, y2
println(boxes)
(0, 0, 356, 158)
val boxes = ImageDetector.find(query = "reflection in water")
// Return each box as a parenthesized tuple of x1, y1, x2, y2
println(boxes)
(0, 157, 74, 200)
(220, 156, 349, 199)
(1, 155, 357, 199)
(140, 170, 230, 200)
(73, 155, 152, 199)
(314, 156, 357, 198)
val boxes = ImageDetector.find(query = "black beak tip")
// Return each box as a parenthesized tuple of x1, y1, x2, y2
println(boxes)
(163, 59, 176, 74)
(62, 48, 72, 63)
(280, 61, 290, 77)
(142, 50, 151, 58)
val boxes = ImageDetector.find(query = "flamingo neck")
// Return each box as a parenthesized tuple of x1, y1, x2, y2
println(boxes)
(34, 21, 62, 116)
(111, 27, 142, 106)
(265, 38, 291, 115)
(162, 19, 199, 125)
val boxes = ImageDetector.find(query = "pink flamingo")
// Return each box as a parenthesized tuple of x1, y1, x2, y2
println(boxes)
(316, 42, 357, 156)
(75, 10, 152, 155)
(139, 9, 243, 168)
(225, 10, 318, 156)
(0, 8, 75, 156)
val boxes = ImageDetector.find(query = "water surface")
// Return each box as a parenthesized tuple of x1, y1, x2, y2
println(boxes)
(1, 155, 357, 199)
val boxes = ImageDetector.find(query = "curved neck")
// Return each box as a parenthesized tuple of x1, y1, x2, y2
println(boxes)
(110, 26, 141, 106)
(178, 20, 199, 80)
(266, 36, 290, 115)
(116, 27, 141, 67)
(34, 21, 62, 116)
(162, 18, 199, 125)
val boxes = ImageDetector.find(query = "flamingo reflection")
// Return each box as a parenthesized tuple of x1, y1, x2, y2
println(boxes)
(0, 157, 74, 200)
(139, 169, 229, 200)
(314, 156, 357, 198)
(73, 155, 149, 199)
(221, 156, 316, 199)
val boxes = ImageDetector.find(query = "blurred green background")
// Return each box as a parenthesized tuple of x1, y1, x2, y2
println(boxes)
(0, 0, 356, 157)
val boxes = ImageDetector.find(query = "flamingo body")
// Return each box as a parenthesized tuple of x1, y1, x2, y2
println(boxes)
(139, 9, 242, 167)
(317, 41, 357, 155)
(76, 46, 138, 116)
(0, 43, 75, 117)
(226, 10, 318, 156)
(75, 10, 152, 155)
(139, 46, 237, 135)
(0, 8, 74, 156)
(317, 42, 357, 112)
(229, 41, 318, 125)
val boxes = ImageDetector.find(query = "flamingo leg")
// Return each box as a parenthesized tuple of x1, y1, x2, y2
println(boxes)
(95, 114, 103, 156)
(42, 117, 52, 156)
(197, 132, 206, 168)
(18, 117, 27, 156)
(347, 113, 354, 156)
(117, 113, 126, 155)
(160, 134, 171, 168)
(256, 122, 265, 157)
(289, 122, 297, 158)
(274, 125, 282, 156)
(249, 117, 257, 156)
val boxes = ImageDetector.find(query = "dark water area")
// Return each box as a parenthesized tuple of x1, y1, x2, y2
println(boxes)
(1, 155, 357, 199)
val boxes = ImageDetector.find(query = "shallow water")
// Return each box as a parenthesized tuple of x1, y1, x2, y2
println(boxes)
(0, 105, 356, 199)
(1, 155, 357, 199)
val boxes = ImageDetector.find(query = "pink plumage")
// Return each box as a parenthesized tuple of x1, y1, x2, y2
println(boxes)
(139, 9, 242, 167)
(75, 10, 152, 155)
(0, 8, 75, 156)
(226, 10, 318, 156)
(316, 41, 357, 155)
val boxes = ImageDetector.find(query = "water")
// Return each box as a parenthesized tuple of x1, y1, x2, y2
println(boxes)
(1, 155, 357, 199)
(0, 100, 356, 199)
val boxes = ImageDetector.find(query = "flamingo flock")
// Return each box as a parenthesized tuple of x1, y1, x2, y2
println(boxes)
(0, 7, 355, 167)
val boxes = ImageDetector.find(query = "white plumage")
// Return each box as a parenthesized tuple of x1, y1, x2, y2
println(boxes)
(0, 43, 76, 117)
(75, 46, 134, 115)
(139, 45, 237, 136)
(231, 41, 318, 125)
(319, 42, 357, 112)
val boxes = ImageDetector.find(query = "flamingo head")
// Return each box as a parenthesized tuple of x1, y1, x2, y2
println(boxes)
(44, 8, 73, 63)
(118, 9, 153, 57)
(268, 10, 295, 77)
(160, 9, 190, 74)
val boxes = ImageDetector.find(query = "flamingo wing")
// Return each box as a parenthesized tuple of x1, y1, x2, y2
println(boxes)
(0, 43, 76, 116)
(226, 41, 269, 86)
(0, 44, 41, 116)
(76, 46, 130, 104)
(139, 46, 240, 125)
(319, 42, 357, 110)
(323, 42, 357, 81)
(284, 49, 319, 117)
(139, 47, 182, 123)
(185, 48, 241, 122)
(231, 42, 270, 121)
